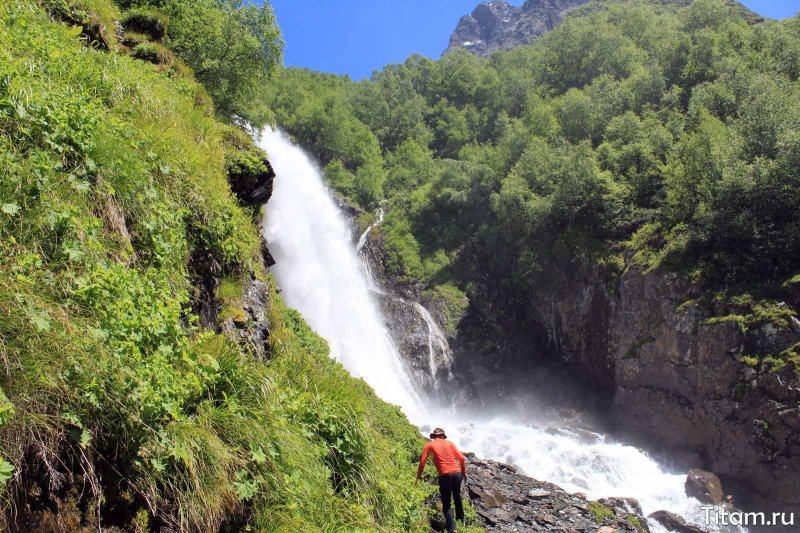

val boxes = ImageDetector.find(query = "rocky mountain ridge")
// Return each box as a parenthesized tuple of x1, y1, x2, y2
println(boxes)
(445, 0, 765, 56)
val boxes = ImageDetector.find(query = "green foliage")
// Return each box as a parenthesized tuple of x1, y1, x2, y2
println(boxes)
(779, 343, 800, 372)
(588, 501, 615, 521)
(626, 514, 643, 529)
(266, 0, 800, 333)
(121, 7, 166, 40)
(423, 284, 469, 337)
(216, 275, 247, 324)
(0, 3, 435, 531)
(0, 458, 12, 487)
(741, 355, 758, 367)
(116, 0, 282, 126)
(130, 41, 172, 64)
(263, 288, 435, 531)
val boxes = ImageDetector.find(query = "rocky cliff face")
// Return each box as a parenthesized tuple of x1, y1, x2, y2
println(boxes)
(445, 0, 587, 56)
(445, 0, 765, 56)
(532, 260, 800, 515)
(357, 227, 456, 396)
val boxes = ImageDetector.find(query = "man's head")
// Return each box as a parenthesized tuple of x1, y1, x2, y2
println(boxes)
(429, 427, 447, 439)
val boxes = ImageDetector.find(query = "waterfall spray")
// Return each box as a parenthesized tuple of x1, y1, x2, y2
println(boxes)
(260, 127, 744, 533)
(259, 128, 423, 419)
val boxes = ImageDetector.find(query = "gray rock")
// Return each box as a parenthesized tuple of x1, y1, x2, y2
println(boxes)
(444, 0, 587, 57)
(685, 469, 724, 504)
(218, 277, 271, 360)
(528, 258, 800, 513)
(227, 152, 275, 206)
(648, 510, 707, 533)
(445, 0, 765, 57)
(463, 453, 648, 532)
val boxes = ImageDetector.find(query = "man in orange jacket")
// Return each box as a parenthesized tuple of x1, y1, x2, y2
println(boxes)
(416, 427, 467, 533)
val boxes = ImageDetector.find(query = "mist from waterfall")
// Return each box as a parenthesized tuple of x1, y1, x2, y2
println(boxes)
(259, 127, 742, 533)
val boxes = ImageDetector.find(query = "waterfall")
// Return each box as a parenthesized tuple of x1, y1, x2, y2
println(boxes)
(259, 127, 743, 533)
(412, 302, 454, 382)
(356, 210, 383, 293)
(259, 128, 423, 419)
(355, 207, 453, 384)
(356, 207, 384, 252)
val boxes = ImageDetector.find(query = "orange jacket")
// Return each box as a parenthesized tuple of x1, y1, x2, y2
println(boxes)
(417, 438, 466, 478)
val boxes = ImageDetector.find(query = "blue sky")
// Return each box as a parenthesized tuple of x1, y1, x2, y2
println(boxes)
(269, 0, 800, 81)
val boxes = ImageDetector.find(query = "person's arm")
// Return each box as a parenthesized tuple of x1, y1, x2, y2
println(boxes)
(456, 445, 466, 477)
(417, 443, 431, 480)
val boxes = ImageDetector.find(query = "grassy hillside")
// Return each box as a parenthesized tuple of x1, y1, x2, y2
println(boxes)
(265, 0, 800, 372)
(0, 1, 442, 530)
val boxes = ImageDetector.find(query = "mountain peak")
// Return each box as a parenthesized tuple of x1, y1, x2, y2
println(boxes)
(445, 0, 766, 57)
(444, 0, 588, 56)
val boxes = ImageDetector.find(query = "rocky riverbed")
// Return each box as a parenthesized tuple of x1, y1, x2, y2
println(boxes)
(428, 453, 650, 532)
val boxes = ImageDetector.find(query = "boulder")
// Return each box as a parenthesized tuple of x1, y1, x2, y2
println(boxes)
(685, 469, 724, 504)
(226, 153, 275, 206)
(648, 510, 707, 533)
(222, 128, 276, 207)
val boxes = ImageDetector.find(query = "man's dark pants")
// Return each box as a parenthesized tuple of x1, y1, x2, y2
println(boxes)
(438, 473, 464, 532)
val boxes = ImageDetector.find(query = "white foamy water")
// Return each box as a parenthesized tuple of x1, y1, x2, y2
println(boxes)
(444, 418, 723, 532)
(259, 128, 423, 419)
(260, 127, 740, 533)
(413, 302, 454, 382)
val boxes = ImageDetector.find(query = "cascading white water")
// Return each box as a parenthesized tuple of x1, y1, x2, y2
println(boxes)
(259, 128, 423, 419)
(356, 208, 384, 252)
(356, 210, 383, 293)
(355, 208, 453, 383)
(260, 127, 741, 533)
(413, 302, 454, 381)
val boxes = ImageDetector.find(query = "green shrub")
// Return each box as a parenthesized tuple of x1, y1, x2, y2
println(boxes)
(131, 42, 170, 64)
(0, 4, 434, 531)
(423, 283, 469, 336)
(122, 7, 166, 40)
(588, 501, 615, 521)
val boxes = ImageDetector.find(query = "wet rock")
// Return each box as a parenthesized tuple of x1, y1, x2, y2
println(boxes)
(648, 510, 707, 533)
(464, 453, 647, 532)
(685, 469, 724, 504)
(529, 258, 800, 513)
(359, 229, 455, 396)
(545, 424, 603, 444)
(221, 127, 276, 208)
(226, 151, 275, 206)
(218, 277, 272, 360)
(599, 497, 645, 519)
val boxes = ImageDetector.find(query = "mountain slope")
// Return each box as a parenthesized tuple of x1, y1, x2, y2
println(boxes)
(0, 2, 438, 531)
(445, 0, 766, 56)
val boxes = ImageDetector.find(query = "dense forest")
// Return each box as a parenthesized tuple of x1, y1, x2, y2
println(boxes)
(0, 1, 451, 531)
(2, 0, 799, 530)
(266, 0, 800, 371)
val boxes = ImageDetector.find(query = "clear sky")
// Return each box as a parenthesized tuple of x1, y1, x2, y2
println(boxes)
(269, 0, 800, 81)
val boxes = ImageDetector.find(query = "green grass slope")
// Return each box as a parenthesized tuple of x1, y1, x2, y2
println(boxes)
(0, 1, 442, 530)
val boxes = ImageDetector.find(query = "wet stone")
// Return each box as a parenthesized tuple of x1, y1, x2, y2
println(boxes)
(463, 453, 648, 532)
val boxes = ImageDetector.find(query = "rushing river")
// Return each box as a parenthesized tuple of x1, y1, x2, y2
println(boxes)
(259, 127, 738, 532)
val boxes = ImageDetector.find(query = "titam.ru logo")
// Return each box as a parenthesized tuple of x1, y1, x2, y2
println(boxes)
(703, 507, 796, 528)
